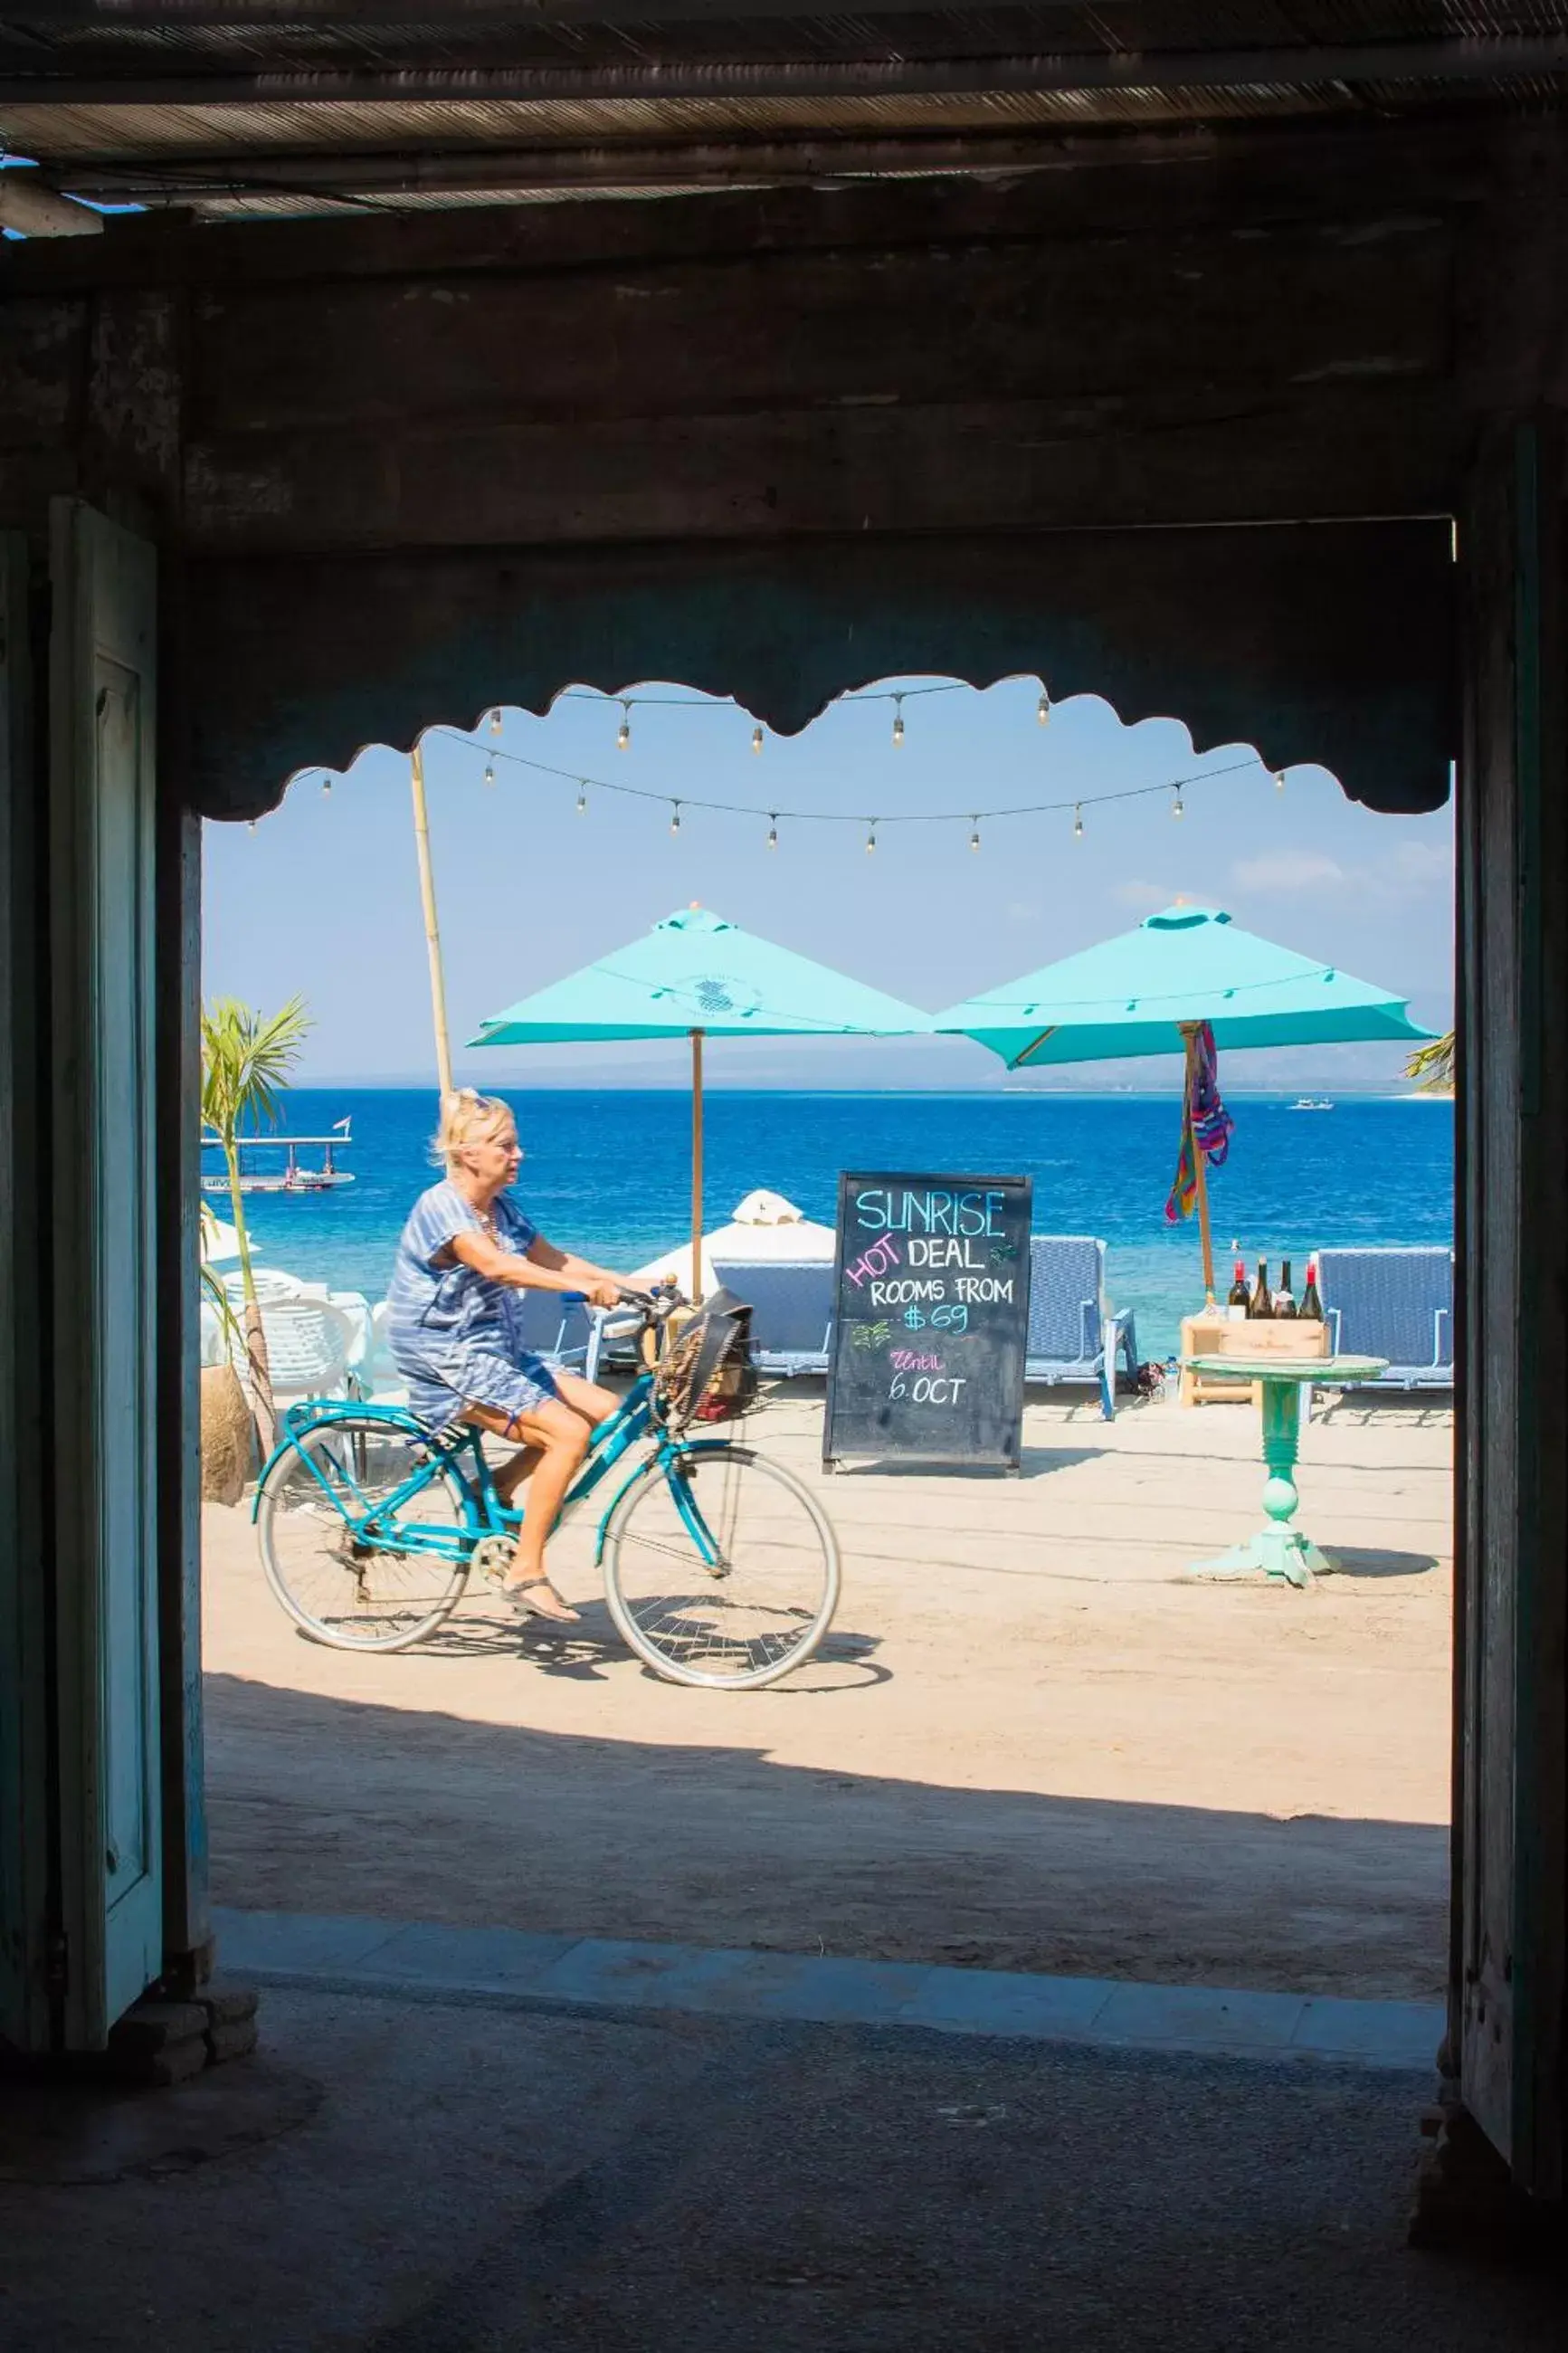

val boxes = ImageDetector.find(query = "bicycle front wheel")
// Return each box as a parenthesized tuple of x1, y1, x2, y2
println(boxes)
(256, 1415, 474, 1652)
(602, 1443, 841, 1690)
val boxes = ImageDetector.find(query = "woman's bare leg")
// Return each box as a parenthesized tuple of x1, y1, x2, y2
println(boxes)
(491, 1443, 542, 1509)
(462, 1397, 594, 1621)
(553, 1369, 621, 1427)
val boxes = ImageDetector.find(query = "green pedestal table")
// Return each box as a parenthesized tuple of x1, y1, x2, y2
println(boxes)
(1181, 1354, 1388, 1587)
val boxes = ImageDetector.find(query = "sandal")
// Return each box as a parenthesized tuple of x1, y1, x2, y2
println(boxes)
(499, 1577, 581, 1626)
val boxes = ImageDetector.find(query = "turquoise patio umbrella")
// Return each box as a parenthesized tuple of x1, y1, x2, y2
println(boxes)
(934, 903, 1430, 1295)
(470, 904, 931, 1289)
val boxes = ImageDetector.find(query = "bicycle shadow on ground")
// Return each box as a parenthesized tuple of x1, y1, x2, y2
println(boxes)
(412, 1603, 890, 1691)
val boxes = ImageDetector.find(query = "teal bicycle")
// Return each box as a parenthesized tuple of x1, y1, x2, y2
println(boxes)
(252, 1291, 841, 1689)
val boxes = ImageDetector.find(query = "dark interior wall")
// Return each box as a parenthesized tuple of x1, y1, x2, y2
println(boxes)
(187, 526, 1455, 823)
(3, 113, 1530, 819)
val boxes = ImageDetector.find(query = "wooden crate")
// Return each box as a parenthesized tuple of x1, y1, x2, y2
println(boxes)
(1179, 1314, 1327, 1405)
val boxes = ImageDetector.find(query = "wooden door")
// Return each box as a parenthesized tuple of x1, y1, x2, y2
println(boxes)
(49, 501, 163, 2046)
(1457, 424, 1567, 2196)
(0, 530, 52, 2051)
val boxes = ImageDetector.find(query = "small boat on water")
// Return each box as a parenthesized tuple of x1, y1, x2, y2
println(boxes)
(1289, 1097, 1335, 1112)
(201, 1119, 356, 1195)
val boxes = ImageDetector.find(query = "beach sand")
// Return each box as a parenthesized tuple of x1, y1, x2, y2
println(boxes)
(201, 1387, 1452, 2000)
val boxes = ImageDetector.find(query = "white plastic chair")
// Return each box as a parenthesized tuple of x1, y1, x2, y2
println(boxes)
(327, 1289, 373, 1387)
(231, 1297, 356, 1405)
(222, 1266, 305, 1306)
(352, 1300, 408, 1404)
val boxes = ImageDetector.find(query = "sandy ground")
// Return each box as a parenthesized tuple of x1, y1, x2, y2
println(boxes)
(203, 1385, 1453, 2000)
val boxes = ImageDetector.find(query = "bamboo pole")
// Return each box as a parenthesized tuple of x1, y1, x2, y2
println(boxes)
(410, 742, 454, 1098)
(1180, 1022, 1217, 1300)
(690, 1027, 705, 1300)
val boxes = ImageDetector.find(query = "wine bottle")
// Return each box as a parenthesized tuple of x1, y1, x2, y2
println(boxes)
(1301, 1258, 1325, 1323)
(1249, 1258, 1272, 1318)
(1227, 1258, 1250, 1320)
(1275, 1259, 1298, 1319)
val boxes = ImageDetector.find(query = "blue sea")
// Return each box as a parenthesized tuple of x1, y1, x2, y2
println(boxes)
(214, 1089, 1453, 1361)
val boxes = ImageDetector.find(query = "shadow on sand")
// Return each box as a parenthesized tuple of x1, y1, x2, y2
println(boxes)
(204, 1669, 1448, 2003)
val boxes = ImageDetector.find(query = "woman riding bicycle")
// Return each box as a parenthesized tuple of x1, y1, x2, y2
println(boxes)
(385, 1089, 637, 1624)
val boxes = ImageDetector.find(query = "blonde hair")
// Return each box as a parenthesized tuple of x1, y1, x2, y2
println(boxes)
(432, 1089, 517, 1174)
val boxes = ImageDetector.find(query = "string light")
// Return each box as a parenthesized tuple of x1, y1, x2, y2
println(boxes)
(890, 696, 905, 748)
(752, 723, 765, 756)
(1273, 767, 1286, 792)
(428, 724, 1267, 850)
(1038, 690, 1051, 726)
(489, 709, 503, 737)
(969, 817, 981, 853)
(320, 773, 332, 795)
(482, 764, 495, 788)
(617, 700, 632, 752)
(248, 819, 258, 834)
(670, 800, 681, 836)
(866, 822, 878, 853)
(766, 814, 779, 851)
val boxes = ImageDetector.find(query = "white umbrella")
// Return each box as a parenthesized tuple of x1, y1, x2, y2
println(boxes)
(199, 1206, 254, 1267)
(632, 1190, 835, 1297)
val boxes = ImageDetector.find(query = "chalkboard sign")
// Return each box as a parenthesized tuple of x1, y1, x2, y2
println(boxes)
(823, 1171, 1033, 1471)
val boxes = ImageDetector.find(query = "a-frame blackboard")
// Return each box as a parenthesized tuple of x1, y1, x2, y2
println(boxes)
(823, 1171, 1032, 1471)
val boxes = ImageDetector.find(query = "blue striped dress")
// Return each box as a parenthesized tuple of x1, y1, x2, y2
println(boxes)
(385, 1180, 562, 1432)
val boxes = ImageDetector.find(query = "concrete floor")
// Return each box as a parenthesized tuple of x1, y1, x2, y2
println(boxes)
(0, 1981, 1558, 2353)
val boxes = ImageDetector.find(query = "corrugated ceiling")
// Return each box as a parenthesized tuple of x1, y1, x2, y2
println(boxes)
(5, 4, 1566, 220)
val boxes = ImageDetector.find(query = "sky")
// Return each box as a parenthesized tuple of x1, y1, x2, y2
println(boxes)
(202, 674, 1454, 1091)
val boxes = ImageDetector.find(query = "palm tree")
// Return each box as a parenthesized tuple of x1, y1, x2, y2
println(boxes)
(201, 995, 312, 1446)
(1405, 1030, 1455, 1095)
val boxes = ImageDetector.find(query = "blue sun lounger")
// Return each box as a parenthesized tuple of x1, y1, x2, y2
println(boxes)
(1025, 1234, 1138, 1420)
(710, 1258, 835, 1377)
(1312, 1246, 1454, 1393)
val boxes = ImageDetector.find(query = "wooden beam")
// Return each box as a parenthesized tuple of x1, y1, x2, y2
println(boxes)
(183, 220, 1450, 437)
(180, 390, 1461, 553)
(177, 524, 1456, 823)
(7, 33, 1568, 107)
(0, 115, 1546, 296)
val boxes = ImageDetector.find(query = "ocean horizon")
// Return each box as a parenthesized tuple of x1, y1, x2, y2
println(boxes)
(214, 1087, 1453, 1362)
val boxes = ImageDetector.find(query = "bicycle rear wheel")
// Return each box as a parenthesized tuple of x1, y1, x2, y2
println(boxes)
(256, 1415, 473, 1652)
(601, 1444, 841, 1689)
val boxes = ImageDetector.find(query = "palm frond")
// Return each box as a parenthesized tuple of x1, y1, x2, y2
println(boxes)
(1404, 1030, 1455, 1094)
(201, 995, 312, 1138)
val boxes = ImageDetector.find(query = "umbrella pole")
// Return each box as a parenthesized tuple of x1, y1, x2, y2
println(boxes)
(1181, 1023, 1217, 1301)
(410, 742, 454, 1098)
(690, 1027, 705, 1299)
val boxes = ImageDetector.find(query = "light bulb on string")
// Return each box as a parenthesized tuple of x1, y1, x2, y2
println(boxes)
(248, 819, 258, 834)
(575, 781, 588, 814)
(617, 700, 632, 752)
(1273, 767, 1287, 792)
(890, 696, 905, 748)
(1171, 787, 1185, 821)
(320, 773, 332, 795)
(670, 800, 681, 836)
(482, 764, 495, 788)
(766, 814, 779, 851)
(866, 822, 879, 854)
(969, 817, 981, 853)
(751, 724, 765, 756)
(1073, 803, 1084, 841)
(1037, 690, 1051, 727)
(489, 709, 503, 737)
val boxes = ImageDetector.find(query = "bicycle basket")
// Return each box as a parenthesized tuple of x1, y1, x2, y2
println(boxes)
(656, 1287, 758, 1429)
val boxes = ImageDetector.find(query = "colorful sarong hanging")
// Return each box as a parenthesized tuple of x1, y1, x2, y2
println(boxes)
(1164, 1021, 1233, 1224)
